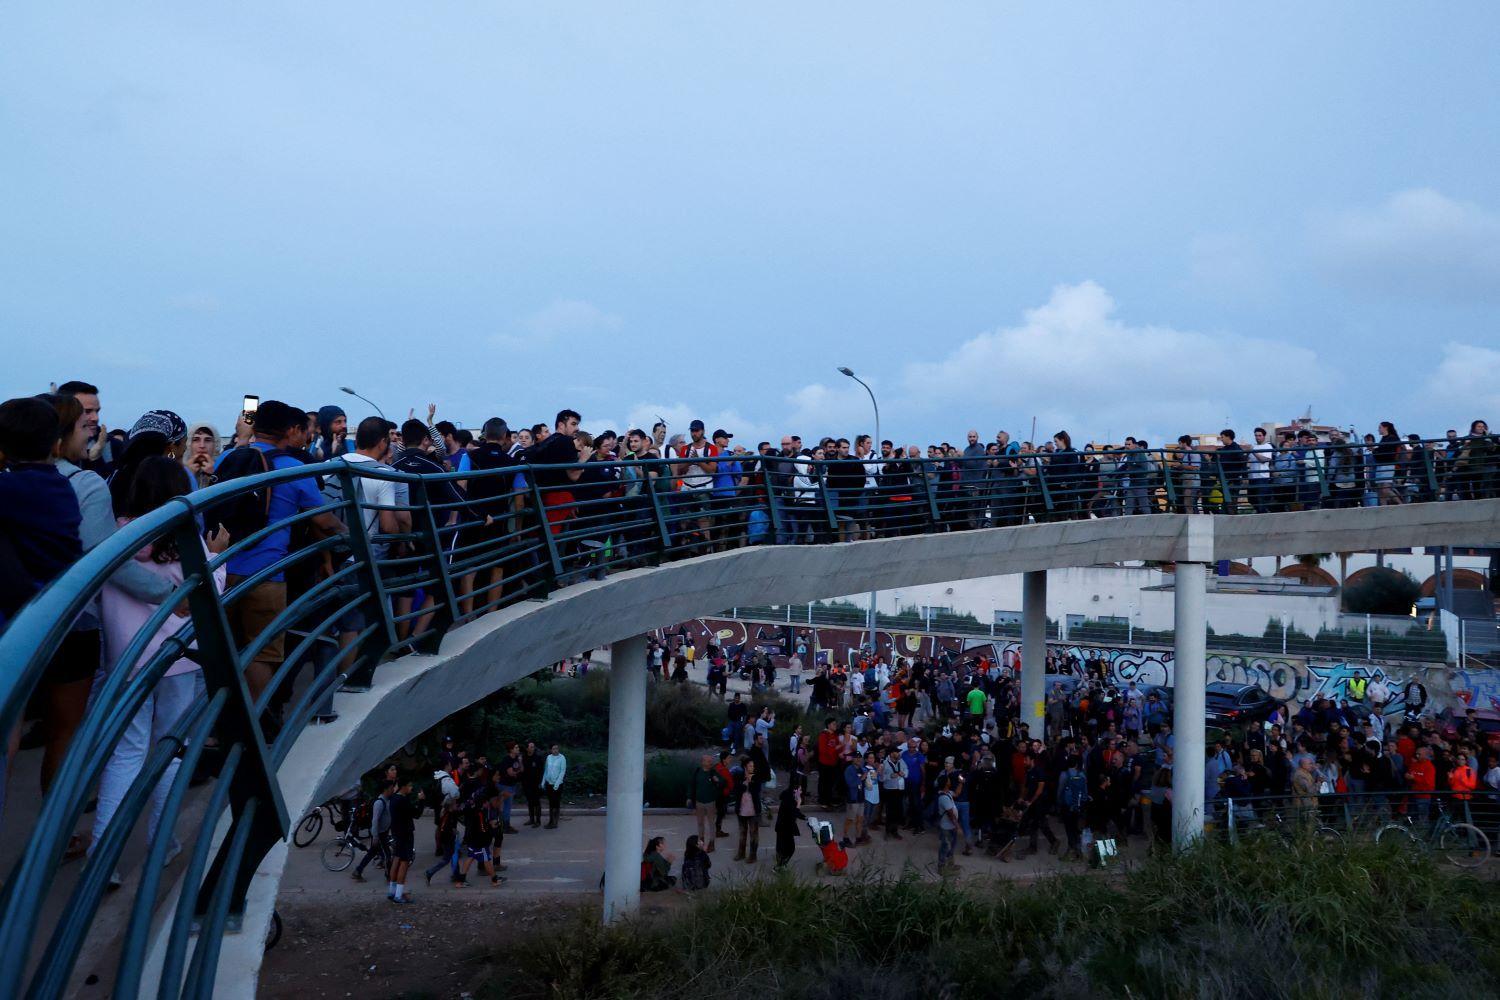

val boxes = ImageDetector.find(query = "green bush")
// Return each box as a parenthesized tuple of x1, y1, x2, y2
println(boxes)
(483, 835, 1500, 999)
(1342, 568, 1422, 615)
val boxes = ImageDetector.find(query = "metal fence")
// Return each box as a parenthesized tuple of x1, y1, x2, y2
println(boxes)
(0, 438, 1496, 995)
(726, 605, 1453, 662)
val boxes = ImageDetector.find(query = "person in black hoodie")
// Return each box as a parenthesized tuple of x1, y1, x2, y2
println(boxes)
(774, 776, 808, 867)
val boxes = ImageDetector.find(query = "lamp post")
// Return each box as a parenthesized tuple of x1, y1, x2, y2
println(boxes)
(339, 385, 386, 423)
(838, 366, 880, 657)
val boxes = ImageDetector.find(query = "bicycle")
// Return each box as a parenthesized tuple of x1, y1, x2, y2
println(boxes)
(294, 795, 361, 848)
(321, 822, 375, 873)
(1226, 801, 1342, 847)
(1374, 801, 1490, 869)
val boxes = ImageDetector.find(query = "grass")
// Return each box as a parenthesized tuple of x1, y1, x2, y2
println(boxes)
(477, 835, 1500, 1000)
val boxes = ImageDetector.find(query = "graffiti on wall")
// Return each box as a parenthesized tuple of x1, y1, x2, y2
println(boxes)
(656, 616, 1476, 715)
(1453, 668, 1500, 711)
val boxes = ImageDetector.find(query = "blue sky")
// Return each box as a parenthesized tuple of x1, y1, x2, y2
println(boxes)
(3, 2, 1498, 446)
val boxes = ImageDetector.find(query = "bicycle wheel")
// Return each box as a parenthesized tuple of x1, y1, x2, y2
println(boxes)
(1315, 826, 1343, 846)
(1436, 823, 1491, 869)
(322, 838, 356, 872)
(293, 810, 323, 848)
(264, 910, 283, 952)
(1374, 823, 1418, 849)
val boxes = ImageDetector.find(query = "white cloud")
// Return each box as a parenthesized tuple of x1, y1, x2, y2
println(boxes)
(493, 298, 622, 348)
(1310, 188, 1500, 302)
(1422, 342, 1500, 416)
(615, 283, 1327, 449)
(898, 281, 1325, 442)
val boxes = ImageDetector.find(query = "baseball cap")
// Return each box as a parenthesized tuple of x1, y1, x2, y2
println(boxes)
(712, 428, 732, 440)
(689, 419, 705, 431)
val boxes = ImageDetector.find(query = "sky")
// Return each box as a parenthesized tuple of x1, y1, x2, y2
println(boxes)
(3, 2, 1498, 447)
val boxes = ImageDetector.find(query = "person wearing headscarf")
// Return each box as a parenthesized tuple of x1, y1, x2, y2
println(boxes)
(107, 410, 188, 513)
(182, 420, 222, 490)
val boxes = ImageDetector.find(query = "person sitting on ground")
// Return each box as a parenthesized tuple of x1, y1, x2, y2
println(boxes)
(681, 834, 712, 891)
(641, 835, 676, 891)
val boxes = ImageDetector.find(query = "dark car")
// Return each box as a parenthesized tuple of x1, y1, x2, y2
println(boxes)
(1204, 682, 1276, 726)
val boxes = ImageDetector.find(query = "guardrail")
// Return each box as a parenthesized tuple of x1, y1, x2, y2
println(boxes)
(0, 437, 1496, 995)
(726, 604, 1454, 662)
(1217, 790, 1495, 862)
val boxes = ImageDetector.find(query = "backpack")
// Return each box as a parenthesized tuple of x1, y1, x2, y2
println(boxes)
(205, 445, 284, 542)
(1060, 770, 1089, 812)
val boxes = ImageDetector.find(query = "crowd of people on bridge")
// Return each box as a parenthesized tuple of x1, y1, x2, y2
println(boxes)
(1, 377, 1497, 873)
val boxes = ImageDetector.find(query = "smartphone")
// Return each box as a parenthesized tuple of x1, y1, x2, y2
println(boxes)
(243, 394, 260, 415)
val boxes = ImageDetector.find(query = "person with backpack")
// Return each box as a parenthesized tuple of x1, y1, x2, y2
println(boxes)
(1056, 756, 1089, 861)
(936, 774, 961, 874)
(386, 780, 424, 904)
(351, 780, 396, 882)
(773, 776, 808, 868)
(213, 400, 347, 707)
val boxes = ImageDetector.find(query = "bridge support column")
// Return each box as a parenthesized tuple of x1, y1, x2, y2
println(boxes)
(1171, 560, 1208, 849)
(603, 634, 648, 923)
(1021, 570, 1046, 738)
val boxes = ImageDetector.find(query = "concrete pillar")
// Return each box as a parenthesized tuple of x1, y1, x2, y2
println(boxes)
(1021, 570, 1047, 738)
(1171, 561, 1208, 849)
(603, 634, 648, 923)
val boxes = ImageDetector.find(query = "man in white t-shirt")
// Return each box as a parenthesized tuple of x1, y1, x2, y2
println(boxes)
(670, 421, 719, 552)
(331, 416, 412, 696)
(1248, 427, 1274, 513)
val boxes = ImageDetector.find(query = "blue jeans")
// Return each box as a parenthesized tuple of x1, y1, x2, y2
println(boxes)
(956, 801, 971, 840)
(499, 784, 517, 825)
(790, 675, 801, 692)
(939, 828, 957, 866)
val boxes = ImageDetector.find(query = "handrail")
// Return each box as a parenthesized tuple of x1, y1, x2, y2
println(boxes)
(0, 436, 1496, 996)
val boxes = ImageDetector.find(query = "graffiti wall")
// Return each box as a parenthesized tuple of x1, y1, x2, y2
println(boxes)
(655, 617, 1477, 715)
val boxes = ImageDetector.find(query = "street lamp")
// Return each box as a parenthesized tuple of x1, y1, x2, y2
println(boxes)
(340, 386, 386, 423)
(839, 366, 881, 657)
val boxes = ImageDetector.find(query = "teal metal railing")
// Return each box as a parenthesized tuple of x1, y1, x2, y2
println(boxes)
(0, 436, 1495, 995)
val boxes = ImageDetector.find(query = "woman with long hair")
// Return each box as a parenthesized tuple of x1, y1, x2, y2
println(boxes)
(91, 456, 229, 884)
(107, 410, 188, 513)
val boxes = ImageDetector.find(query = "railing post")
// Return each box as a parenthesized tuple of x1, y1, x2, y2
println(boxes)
(1282, 619, 1288, 655)
(644, 476, 672, 560)
(761, 465, 784, 544)
(919, 461, 942, 528)
(410, 478, 458, 652)
(337, 465, 398, 689)
(1163, 451, 1178, 511)
(1036, 463, 1055, 516)
(807, 603, 813, 625)
(1366, 614, 1373, 660)
(172, 518, 289, 924)
(819, 463, 839, 537)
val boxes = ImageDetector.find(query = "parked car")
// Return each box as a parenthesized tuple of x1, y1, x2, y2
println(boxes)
(1204, 682, 1278, 726)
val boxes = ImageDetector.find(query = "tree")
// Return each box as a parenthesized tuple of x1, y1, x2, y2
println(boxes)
(1342, 568, 1421, 616)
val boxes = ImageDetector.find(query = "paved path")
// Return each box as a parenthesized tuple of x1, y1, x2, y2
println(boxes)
(279, 807, 1137, 907)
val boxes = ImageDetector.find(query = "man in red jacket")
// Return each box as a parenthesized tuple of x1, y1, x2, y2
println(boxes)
(1406, 747, 1437, 810)
(816, 718, 842, 807)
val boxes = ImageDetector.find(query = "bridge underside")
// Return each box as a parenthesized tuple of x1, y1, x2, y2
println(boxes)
(179, 501, 1499, 996)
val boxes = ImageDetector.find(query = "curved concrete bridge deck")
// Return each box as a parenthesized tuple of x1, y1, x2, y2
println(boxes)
(174, 501, 1500, 995)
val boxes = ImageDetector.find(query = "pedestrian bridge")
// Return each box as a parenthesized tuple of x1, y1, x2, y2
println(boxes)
(0, 452, 1495, 998)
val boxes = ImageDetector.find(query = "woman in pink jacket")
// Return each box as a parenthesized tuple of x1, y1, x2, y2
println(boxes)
(92, 456, 228, 884)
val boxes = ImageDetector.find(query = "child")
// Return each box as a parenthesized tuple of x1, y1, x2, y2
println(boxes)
(681, 835, 711, 891)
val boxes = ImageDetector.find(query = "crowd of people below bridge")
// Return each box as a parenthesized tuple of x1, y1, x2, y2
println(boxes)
(0, 379, 1496, 864)
(641, 631, 1500, 879)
